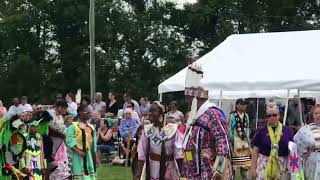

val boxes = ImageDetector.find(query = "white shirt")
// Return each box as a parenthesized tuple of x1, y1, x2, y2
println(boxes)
(8, 105, 22, 115)
(166, 110, 184, 121)
(93, 101, 106, 112)
(67, 102, 78, 115)
(19, 103, 33, 112)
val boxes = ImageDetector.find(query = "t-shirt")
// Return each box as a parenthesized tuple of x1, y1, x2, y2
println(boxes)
(166, 110, 184, 121)
(140, 103, 150, 115)
(8, 105, 22, 115)
(93, 101, 106, 112)
(286, 102, 303, 126)
(251, 125, 293, 157)
(19, 103, 33, 112)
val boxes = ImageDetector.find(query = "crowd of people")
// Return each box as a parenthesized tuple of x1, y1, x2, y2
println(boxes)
(0, 63, 320, 180)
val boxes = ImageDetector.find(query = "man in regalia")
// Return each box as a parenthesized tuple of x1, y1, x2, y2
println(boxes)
(183, 63, 233, 180)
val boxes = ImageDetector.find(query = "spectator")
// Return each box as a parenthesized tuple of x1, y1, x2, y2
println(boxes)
(139, 97, 150, 118)
(106, 92, 119, 117)
(19, 96, 33, 112)
(119, 108, 139, 140)
(97, 119, 115, 164)
(126, 102, 140, 124)
(123, 92, 140, 115)
(93, 92, 106, 113)
(8, 98, 21, 115)
(55, 93, 63, 104)
(80, 95, 93, 113)
(90, 111, 102, 130)
(66, 93, 78, 117)
(0, 100, 7, 118)
(304, 99, 315, 124)
(166, 101, 184, 122)
(286, 95, 304, 127)
(100, 106, 107, 118)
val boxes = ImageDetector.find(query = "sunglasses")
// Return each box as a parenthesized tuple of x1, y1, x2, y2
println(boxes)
(266, 114, 278, 118)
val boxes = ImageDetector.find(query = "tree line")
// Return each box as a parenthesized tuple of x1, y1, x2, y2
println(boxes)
(0, 0, 319, 105)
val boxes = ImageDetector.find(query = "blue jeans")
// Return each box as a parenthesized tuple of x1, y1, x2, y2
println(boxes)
(97, 144, 114, 155)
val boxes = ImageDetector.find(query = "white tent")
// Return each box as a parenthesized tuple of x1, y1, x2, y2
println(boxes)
(158, 30, 320, 99)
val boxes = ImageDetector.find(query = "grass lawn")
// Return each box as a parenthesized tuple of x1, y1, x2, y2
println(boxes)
(97, 164, 132, 180)
(96, 164, 241, 179)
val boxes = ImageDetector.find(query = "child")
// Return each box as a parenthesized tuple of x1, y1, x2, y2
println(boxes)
(20, 119, 47, 180)
(131, 126, 143, 180)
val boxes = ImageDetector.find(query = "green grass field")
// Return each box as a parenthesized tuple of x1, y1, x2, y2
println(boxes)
(97, 164, 132, 180)
(96, 164, 241, 180)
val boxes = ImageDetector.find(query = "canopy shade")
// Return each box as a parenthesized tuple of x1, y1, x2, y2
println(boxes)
(158, 30, 320, 98)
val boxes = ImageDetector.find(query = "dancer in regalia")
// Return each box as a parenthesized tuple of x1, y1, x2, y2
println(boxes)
(228, 98, 251, 179)
(0, 113, 27, 180)
(66, 105, 97, 180)
(251, 102, 293, 180)
(137, 101, 183, 180)
(20, 119, 46, 180)
(37, 100, 70, 179)
(294, 104, 320, 180)
(183, 63, 233, 180)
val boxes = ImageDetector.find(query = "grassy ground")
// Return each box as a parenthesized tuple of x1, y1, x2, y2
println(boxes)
(97, 164, 132, 180)
(96, 164, 241, 180)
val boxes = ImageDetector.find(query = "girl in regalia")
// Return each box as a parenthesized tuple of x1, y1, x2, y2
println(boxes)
(137, 101, 183, 180)
(228, 99, 251, 179)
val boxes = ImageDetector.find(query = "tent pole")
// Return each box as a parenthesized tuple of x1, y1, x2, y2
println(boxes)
(218, 91, 223, 108)
(255, 98, 259, 129)
(298, 90, 304, 126)
(159, 93, 163, 102)
(283, 89, 290, 126)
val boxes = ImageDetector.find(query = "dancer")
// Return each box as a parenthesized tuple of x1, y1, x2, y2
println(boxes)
(138, 101, 183, 180)
(251, 102, 293, 179)
(183, 63, 233, 179)
(0, 114, 27, 180)
(66, 105, 97, 180)
(228, 99, 251, 179)
(294, 104, 320, 180)
(38, 100, 70, 179)
(20, 120, 46, 180)
(131, 126, 143, 180)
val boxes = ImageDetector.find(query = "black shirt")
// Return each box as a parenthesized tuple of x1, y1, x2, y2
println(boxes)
(107, 101, 119, 116)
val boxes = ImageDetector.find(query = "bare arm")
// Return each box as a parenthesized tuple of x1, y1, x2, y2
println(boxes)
(101, 129, 113, 141)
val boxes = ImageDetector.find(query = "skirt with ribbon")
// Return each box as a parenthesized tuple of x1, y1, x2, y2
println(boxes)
(256, 154, 289, 180)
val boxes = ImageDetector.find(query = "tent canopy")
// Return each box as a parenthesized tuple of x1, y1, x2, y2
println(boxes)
(158, 30, 320, 98)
